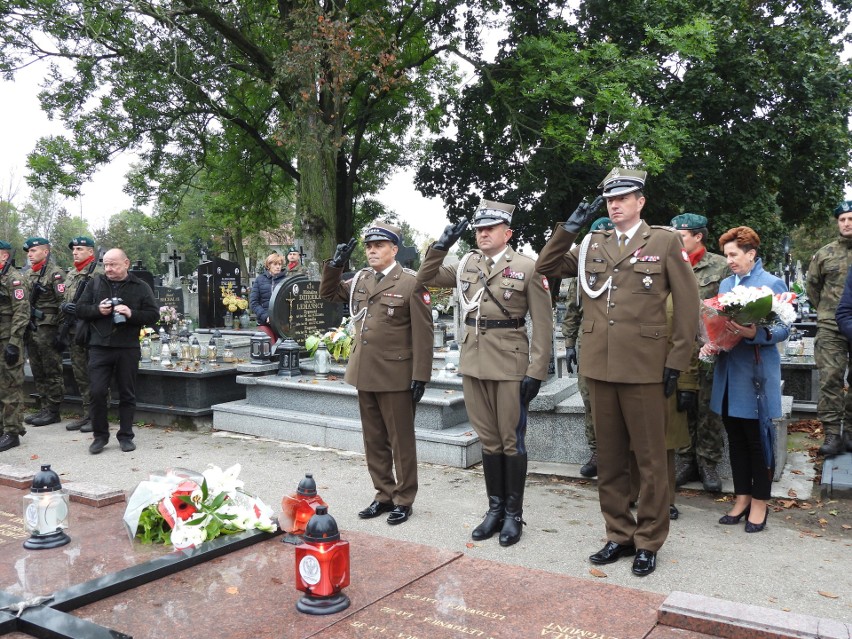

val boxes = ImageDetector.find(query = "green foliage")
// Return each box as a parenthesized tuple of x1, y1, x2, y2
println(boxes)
(135, 504, 171, 545)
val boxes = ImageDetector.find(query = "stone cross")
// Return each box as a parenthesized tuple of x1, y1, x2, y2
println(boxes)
(160, 243, 185, 285)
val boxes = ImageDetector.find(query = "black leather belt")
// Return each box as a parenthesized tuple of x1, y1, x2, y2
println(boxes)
(465, 317, 526, 329)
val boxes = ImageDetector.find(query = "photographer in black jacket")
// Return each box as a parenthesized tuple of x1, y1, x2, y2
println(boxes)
(76, 249, 158, 454)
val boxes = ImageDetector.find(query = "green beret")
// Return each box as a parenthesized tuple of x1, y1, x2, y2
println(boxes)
(590, 217, 614, 231)
(68, 236, 95, 249)
(670, 213, 708, 231)
(286, 246, 298, 253)
(834, 201, 852, 218)
(23, 237, 50, 250)
(0, 240, 12, 251)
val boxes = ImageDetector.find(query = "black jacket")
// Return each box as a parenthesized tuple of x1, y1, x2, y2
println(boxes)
(249, 269, 288, 325)
(77, 273, 159, 348)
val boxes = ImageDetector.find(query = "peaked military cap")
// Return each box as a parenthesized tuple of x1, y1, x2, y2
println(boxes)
(68, 236, 95, 249)
(671, 213, 708, 230)
(23, 237, 50, 250)
(598, 168, 647, 198)
(834, 201, 852, 218)
(363, 221, 401, 245)
(472, 200, 515, 228)
(590, 217, 614, 231)
(0, 240, 12, 251)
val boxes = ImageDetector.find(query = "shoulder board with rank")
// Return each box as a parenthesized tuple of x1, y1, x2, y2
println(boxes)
(402, 267, 417, 276)
(650, 225, 677, 233)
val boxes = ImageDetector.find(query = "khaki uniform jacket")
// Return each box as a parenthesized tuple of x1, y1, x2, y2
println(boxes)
(0, 268, 29, 349)
(417, 245, 552, 381)
(537, 223, 699, 384)
(26, 260, 66, 328)
(806, 236, 852, 330)
(60, 260, 105, 327)
(320, 261, 433, 393)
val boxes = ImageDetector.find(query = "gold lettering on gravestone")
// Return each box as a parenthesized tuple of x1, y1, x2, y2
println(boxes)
(420, 617, 490, 637)
(380, 606, 414, 619)
(540, 623, 619, 639)
(0, 510, 28, 544)
(402, 594, 506, 621)
(350, 620, 389, 633)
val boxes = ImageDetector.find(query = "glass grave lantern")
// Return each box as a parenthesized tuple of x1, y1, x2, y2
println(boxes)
(294, 506, 350, 615)
(207, 336, 218, 365)
(23, 464, 71, 549)
(277, 338, 302, 377)
(250, 331, 272, 364)
(313, 341, 330, 379)
(281, 473, 327, 544)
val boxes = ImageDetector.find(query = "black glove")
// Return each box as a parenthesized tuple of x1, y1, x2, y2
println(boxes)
(410, 380, 426, 404)
(520, 375, 542, 405)
(60, 302, 77, 317)
(562, 196, 605, 233)
(4, 345, 19, 366)
(433, 219, 470, 251)
(52, 334, 68, 353)
(330, 238, 357, 268)
(676, 390, 697, 412)
(663, 367, 680, 398)
(564, 347, 577, 373)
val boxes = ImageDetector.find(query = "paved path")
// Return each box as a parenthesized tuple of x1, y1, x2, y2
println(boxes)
(2, 419, 850, 624)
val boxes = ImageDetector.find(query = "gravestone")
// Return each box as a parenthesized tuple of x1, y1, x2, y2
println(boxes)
(128, 260, 155, 291)
(154, 285, 185, 326)
(197, 257, 242, 328)
(160, 243, 185, 288)
(268, 274, 345, 344)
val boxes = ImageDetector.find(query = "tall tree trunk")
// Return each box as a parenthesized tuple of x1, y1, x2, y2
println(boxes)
(297, 116, 338, 262)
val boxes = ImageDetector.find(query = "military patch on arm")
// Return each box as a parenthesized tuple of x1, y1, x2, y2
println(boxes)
(421, 291, 431, 304)
(541, 276, 550, 291)
(14, 288, 25, 300)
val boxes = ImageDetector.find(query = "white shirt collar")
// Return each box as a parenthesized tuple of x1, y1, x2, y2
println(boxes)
(486, 247, 508, 265)
(617, 220, 642, 242)
(375, 262, 396, 277)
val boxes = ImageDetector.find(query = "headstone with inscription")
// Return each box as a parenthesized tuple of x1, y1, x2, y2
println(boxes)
(197, 257, 242, 328)
(154, 286, 185, 327)
(269, 275, 345, 345)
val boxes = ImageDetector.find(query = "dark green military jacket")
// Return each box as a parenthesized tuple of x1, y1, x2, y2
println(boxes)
(806, 236, 852, 330)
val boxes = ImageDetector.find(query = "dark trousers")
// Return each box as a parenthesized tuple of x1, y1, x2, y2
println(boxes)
(88, 346, 140, 442)
(722, 415, 772, 500)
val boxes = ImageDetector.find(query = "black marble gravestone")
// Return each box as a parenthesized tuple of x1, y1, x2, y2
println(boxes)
(154, 286, 185, 327)
(269, 274, 345, 344)
(197, 258, 242, 328)
(129, 260, 155, 291)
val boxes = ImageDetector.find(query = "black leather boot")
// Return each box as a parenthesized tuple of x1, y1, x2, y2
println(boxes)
(471, 453, 505, 541)
(499, 454, 527, 547)
(819, 433, 844, 457)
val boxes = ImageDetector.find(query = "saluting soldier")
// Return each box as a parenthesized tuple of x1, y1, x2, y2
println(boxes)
(806, 200, 852, 456)
(417, 201, 552, 547)
(23, 237, 66, 427)
(0, 241, 29, 452)
(537, 169, 699, 576)
(60, 236, 104, 432)
(319, 222, 433, 526)
(670, 213, 730, 492)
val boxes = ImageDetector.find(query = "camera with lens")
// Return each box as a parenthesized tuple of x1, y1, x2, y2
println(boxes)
(109, 297, 126, 324)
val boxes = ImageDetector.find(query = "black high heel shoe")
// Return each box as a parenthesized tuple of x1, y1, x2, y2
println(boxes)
(745, 509, 768, 533)
(718, 506, 750, 525)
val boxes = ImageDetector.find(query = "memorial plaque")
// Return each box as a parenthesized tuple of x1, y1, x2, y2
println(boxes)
(197, 257, 242, 328)
(269, 275, 345, 344)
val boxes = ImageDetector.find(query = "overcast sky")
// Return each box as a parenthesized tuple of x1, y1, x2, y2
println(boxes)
(0, 64, 452, 243)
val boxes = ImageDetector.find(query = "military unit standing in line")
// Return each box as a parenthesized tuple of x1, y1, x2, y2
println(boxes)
(0, 241, 29, 452)
(806, 200, 852, 456)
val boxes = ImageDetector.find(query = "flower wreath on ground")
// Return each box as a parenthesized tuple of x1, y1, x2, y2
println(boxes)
(123, 464, 277, 549)
(700, 285, 797, 361)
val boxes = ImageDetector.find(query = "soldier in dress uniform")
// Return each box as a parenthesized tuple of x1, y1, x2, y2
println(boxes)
(319, 222, 433, 526)
(670, 213, 730, 492)
(60, 236, 104, 432)
(417, 201, 552, 547)
(22, 237, 66, 427)
(537, 168, 699, 576)
(806, 200, 852, 456)
(0, 241, 29, 452)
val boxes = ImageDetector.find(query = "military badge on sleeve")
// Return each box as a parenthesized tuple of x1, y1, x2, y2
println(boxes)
(422, 291, 431, 304)
(681, 249, 689, 262)
(541, 276, 550, 291)
(14, 288, 24, 300)
(56, 283, 65, 293)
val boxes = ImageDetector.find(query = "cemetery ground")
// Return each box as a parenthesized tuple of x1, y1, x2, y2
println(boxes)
(1, 411, 850, 633)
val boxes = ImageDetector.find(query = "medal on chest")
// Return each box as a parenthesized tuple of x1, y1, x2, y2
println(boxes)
(642, 276, 653, 289)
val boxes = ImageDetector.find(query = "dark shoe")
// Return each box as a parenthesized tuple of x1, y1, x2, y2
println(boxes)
(358, 500, 394, 519)
(66, 416, 91, 431)
(819, 433, 844, 457)
(499, 454, 527, 547)
(844, 430, 852, 452)
(632, 549, 657, 576)
(80, 422, 93, 433)
(30, 410, 61, 427)
(472, 496, 505, 541)
(745, 510, 768, 533)
(674, 455, 699, 486)
(119, 439, 136, 452)
(0, 433, 21, 452)
(719, 505, 750, 525)
(579, 452, 598, 478)
(387, 505, 411, 525)
(24, 409, 48, 425)
(669, 505, 679, 520)
(589, 541, 636, 565)
(699, 463, 722, 493)
(88, 439, 108, 455)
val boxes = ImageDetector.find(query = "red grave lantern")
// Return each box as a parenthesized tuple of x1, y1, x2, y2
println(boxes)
(294, 505, 350, 615)
(281, 473, 327, 543)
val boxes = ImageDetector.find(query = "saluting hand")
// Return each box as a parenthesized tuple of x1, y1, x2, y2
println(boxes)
(563, 196, 605, 233)
(330, 238, 357, 269)
(433, 219, 470, 251)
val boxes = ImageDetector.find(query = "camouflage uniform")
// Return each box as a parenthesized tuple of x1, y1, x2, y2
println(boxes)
(0, 266, 29, 439)
(561, 277, 594, 451)
(62, 259, 104, 419)
(805, 235, 852, 440)
(681, 250, 729, 467)
(25, 259, 66, 415)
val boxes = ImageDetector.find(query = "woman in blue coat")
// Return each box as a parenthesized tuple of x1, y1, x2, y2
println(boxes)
(250, 253, 287, 341)
(701, 226, 789, 533)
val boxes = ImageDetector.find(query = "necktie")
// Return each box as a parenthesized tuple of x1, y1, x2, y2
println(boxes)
(486, 257, 494, 273)
(619, 234, 628, 255)
(375, 272, 384, 284)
